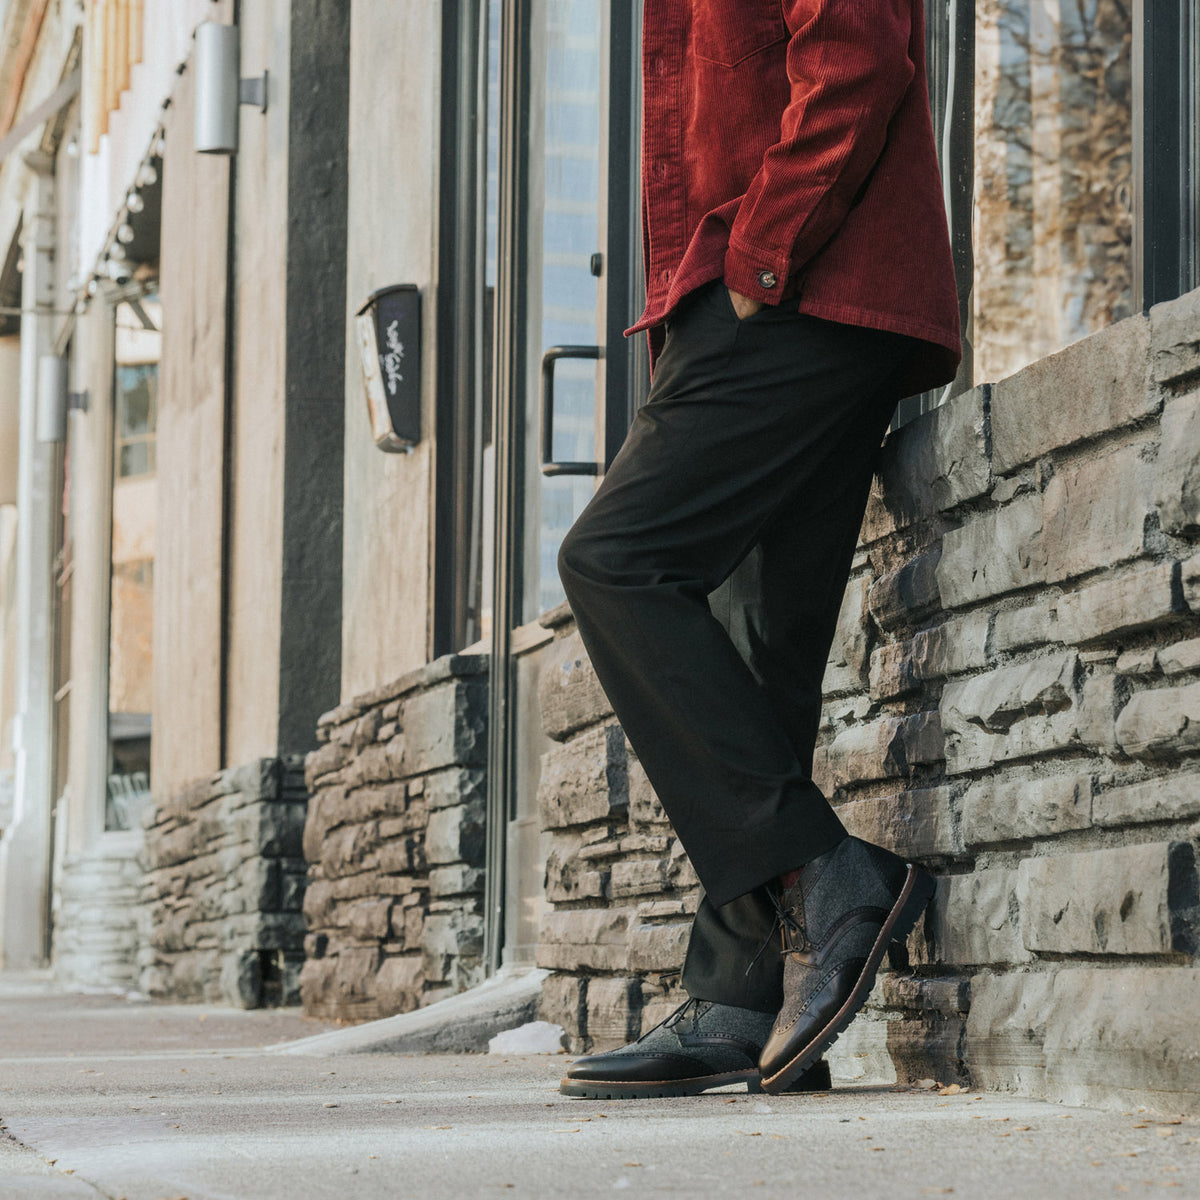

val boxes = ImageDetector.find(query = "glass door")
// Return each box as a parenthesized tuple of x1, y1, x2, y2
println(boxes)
(484, 0, 645, 969)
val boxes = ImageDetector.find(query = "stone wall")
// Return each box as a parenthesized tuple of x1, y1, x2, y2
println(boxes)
(300, 654, 487, 1021)
(54, 831, 143, 991)
(138, 757, 308, 1006)
(536, 287, 1200, 1114)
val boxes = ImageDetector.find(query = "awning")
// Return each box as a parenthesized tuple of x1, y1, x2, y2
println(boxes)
(0, 67, 81, 164)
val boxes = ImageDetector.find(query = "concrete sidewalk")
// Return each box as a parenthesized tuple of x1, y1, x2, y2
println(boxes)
(1, 974, 1197, 1199)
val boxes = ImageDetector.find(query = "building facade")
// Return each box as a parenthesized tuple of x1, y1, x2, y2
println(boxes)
(0, 0, 1197, 1113)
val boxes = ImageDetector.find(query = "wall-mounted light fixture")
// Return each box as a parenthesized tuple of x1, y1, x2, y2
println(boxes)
(355, 285, 421, 452)
(35, 355, 89, 443)
(194, 22, 268, 154)
(36, 355, 67, 443)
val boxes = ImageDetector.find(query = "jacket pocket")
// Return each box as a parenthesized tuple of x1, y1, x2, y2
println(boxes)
(692, 0, 788, 68)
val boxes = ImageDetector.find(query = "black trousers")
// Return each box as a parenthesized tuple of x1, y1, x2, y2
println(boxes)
(558, 281, 917, 1012)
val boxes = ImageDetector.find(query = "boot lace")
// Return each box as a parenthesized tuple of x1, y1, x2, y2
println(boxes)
(745, 886, 812, 977)
(636, 996, 707, 1042)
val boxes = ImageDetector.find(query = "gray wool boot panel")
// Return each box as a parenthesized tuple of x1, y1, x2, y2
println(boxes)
(611, 999, 775, 1075)
(795, 836, 911, 947)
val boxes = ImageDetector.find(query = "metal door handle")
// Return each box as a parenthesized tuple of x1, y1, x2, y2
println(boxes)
(540, 345, 602, 476)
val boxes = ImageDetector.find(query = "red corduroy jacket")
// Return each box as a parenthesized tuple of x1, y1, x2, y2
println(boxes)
(629, 0, 962, 396)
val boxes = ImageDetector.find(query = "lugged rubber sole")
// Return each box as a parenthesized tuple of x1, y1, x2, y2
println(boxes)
(560, 1056, 833, 1100)
(759, 865, 936, 1095)
(559, 1068, 762, 1099)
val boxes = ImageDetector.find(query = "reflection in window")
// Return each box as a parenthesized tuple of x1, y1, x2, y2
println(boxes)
(535, 0, 602, 616)
(973, 0, 1132, 384)
(107, 295, 160, 830)
(115, 363, 157, 477)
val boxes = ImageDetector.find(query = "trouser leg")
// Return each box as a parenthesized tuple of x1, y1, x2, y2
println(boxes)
(685, 438, 891, 1011)
(557, 283, 914, 999)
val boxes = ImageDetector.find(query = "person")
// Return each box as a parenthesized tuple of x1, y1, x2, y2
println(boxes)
(555, 0, 961, 1099)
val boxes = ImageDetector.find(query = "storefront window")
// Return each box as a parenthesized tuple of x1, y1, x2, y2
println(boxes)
(106, 294, 159, 830)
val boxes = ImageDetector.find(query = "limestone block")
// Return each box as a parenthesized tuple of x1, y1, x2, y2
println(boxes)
(343, 743, 395, 790)
(1042, 966, 1200, 1107)
(545, 836, 606, 903)
(1054, 561, 1180, 644)
(885, 1016, 969, 1090)
(585, 976, 643, 1048)
(219, 949, 262, 1008)
(422, 910, 484, 981)
(1150, 285, 1200, 386)
(345, 897, 392, 941)
(992, 601, 1055, 653)
(837, 787, 960, 859)
(303, 785, 347, 863)
(961, 774, 1092, 847)
(301, 945, 382, 1016)
(627, 753, 669, 828)
(866, 386, 991, 539)
(1116, 647, 1159, 677)
(825, 1009, 897, 1087)
(1115, 680, 1200, 758)
(964, 970, 1058, 1094)
(305, 740, 348, 790)
(538, 629, 613, 742)
(424, 766, 486, 810)
(540, 972, 588, 1045)
(991, 316, 1153, 472)
(302, 878, 335, 927)
(610, 858, 669, 898)
(376, 837, 419, 874)
(536, 907, 633, 972)
(936, 493, 1046, 609)
(1158, 636, 1200, 676)
(221, 757, 282, 801)
(940, 652, 1080, 774)
(867, 548, 942, 633)
(1042, 444, 1153, 584)
(428, 864, 484, 897)
(823, 572, 874, 694)
(251, 801, 307, 857)
(879, 975, 970, 1016)
(318, 821, 382, 878)
(821, 711, 942, 793)
(665, 838, 700, 890)
(1155, 393, 1200, 535)
(425, 796, 485, 866)
(400, 679, 487, 774)
(1017, 842, 1199, 955)
(626, 920, 690, 973)
(1076, 673, 1125, 754)
(374, 954, 424, 1015)
(869, 611, 990, 701)
(923, 869, 1031, 966)
(537, 723, 628, 830)
(1093, 771, 1200, 826)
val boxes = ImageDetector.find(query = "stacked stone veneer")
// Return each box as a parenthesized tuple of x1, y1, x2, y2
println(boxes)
(54, 832, 143, 991)
(536, 287, 1200, 1114)
(138, 757, 308, 1007)
(300, 654, 487, 1020)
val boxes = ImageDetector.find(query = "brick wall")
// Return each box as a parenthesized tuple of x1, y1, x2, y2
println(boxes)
(138, 757, 308, 1006)
(300, 654, 487, 1020)
(536, 287, 1200, 1113)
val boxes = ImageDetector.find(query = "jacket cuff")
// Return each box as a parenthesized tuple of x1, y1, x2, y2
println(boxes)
(724, 240, 792, 306)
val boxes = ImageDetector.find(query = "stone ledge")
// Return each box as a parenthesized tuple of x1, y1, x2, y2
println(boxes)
(316, 652, 488, 729)
(991, 315, 1154, 473)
